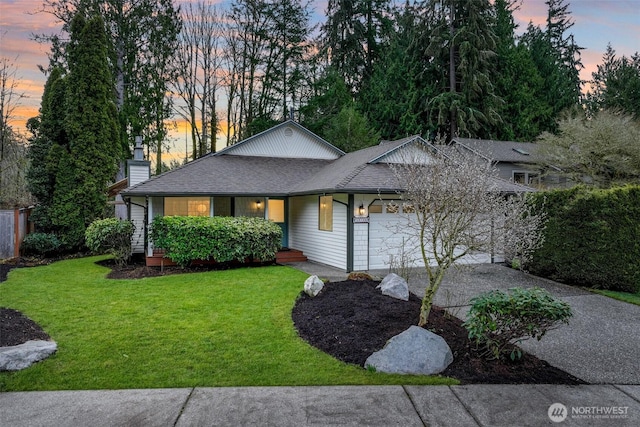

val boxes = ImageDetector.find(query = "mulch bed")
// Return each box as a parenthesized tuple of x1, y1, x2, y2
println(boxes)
(292, 279, 586, 385)
(1, 259, 586, 384)
(0, 308, 51, 347)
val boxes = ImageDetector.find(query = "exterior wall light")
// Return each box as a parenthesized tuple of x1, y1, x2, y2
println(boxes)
(256, 200, 262, 209)
(359, 204, 365, 216)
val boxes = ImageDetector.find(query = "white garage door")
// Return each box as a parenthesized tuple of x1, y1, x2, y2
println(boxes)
(368, 201, 425, 270)
(368, 201, 495, 270)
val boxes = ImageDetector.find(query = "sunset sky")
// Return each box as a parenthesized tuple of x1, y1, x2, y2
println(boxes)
(1, 0, 638, 156)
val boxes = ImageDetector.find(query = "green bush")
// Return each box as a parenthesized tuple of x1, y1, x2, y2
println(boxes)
(85, 218, 135, 266)
(21, 233, 62, 256)
(150, 216, 282, 268)
(464, 287, 572, 360)
(528, 185, 640, 293)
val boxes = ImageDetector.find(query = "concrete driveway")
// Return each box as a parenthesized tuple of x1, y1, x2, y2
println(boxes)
(406, 263, 640, 385)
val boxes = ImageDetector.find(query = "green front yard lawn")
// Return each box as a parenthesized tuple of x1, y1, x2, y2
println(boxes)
(0, 256, 454, 391)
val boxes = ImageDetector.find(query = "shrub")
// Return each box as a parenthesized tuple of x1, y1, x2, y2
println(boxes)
(463, 287, 572, 361)
(528, 185, 640, 293)
(21, 233, 62, 256)
(85, 218, 135, 266)
(150, 216, 282, 268)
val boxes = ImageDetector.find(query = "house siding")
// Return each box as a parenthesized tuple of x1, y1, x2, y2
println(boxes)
(224, 125, 340, 160)
(235, 197, 265, 218)
(289, 195, 347, 270)
(129, 196, 146, 254)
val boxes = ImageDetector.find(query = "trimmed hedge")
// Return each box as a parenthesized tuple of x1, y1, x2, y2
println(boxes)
(150, 216, 282, 268)
(528, 186, 640, 293)
(85, 218, 135, 266)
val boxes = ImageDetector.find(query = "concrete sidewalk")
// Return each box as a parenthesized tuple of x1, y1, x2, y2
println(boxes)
(2, 384, 639, 426)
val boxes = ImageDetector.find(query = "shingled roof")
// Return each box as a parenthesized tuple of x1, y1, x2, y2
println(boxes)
(453, 138, 540, 163)
(121, 132, 532, 198)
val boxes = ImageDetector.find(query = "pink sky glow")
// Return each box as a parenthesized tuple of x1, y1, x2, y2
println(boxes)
(1, 0, 638, 156)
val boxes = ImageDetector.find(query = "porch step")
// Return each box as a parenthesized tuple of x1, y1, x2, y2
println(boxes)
(276, 248, 308, 263)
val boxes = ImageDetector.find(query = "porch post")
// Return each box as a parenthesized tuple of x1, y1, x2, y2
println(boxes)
(347, 193, 354, 272)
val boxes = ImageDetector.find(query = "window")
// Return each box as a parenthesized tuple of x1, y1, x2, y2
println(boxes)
(213, 197, 231, 216)
(513, 171, 539, 187)
(319, 195, 333, 231)
(164, 197, 210, 217)
(513, 172, 526, 184)
(268, 199, 285, 223)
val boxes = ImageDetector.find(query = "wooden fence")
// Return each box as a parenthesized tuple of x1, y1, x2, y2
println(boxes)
(0, 208, 32, 259)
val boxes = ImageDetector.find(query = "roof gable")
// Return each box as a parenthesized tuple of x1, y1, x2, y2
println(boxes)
(215, 120, 344, 160)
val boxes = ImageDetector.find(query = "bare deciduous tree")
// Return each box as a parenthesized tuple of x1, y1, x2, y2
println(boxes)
(0, 54, 31, 208)
(173, 1, 224, 159)
(388, 144, 546, 326)
(537, 109, 640, 187)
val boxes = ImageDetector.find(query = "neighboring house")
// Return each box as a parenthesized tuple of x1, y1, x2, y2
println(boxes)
(452, 138, 568, 189)
(121, 121, 529, 272)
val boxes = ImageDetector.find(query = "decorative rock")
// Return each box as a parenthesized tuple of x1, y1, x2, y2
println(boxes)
(0, 340, 58, 371)
(304, 275, 324, 297)
(376, 273, 409, 301)
(365, 326, 453, 375)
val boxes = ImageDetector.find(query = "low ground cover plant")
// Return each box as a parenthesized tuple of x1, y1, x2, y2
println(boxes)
(464, 287, 572, 360)
(85, 218, 135, 266)
(150, 216, 282, 268)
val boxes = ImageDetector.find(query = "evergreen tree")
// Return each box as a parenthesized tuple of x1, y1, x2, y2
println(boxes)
(520, 0, 583, 134)
(28, 14, 121, 249)
(321, 0, 391, 93)
(425, 0, 501, 140)
(323, 105, 380, 152)
(586, 44, 640, 118)
(358, 2, 428, 139)
(490, 0, 549, 141)
(299, 68, 353, 137)
(26, 67, 67, 232)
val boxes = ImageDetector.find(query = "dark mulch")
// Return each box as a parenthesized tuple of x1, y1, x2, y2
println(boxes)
(0, 308, 51, 347)
(292, 279, 586, 385)
(98, 256, 276, 279)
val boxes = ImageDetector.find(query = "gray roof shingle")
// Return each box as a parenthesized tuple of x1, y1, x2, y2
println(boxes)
(122, 135, 533, 197)
(453, 138, 540, 163)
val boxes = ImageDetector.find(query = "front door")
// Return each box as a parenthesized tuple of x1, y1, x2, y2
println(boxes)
(267, 198, 288, 248)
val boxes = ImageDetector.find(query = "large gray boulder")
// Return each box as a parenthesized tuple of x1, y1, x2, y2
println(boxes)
(304, 275, 324, 297)
(365, 326, 453, 375)
(376, 273, 409, 301)
(0, 340, 57, 371)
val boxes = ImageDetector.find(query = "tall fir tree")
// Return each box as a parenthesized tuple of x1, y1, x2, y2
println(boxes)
(586, 44, 640, 118)
(36, 14, 121, 248)
(26, 67, 67, 232)
(321, 0, 391, 93)
(358, 2, 429, 139)
(490, 0, 549, 141)
(520, 0, 583, 134)
(425, 0, 501, 141)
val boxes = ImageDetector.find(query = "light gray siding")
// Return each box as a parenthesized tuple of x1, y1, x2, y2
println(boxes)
(224, 125, 341, 160)
(289, 195, 348, 270)
(129, 164, 150, 187)
(129, 197, 146, 254)
(235, 197, 265, 218)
